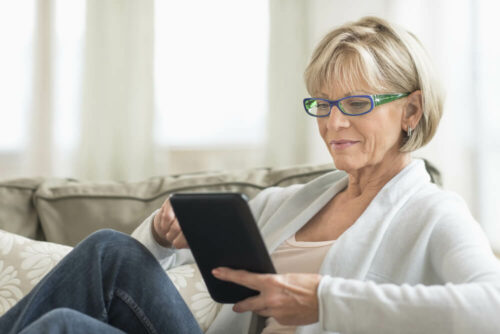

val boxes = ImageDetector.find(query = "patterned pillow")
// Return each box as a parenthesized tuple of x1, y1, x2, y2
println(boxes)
(0, 229, 221, 332)
(166, 265, 222, 330)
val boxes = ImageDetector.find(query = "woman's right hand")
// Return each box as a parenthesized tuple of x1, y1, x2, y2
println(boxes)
(152, 198, 189, 249)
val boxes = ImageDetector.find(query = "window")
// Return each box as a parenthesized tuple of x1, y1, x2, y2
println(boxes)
(476, 1, 500, 251)
(154, 0, 269, 148)
(53, 0, 85, 152)
(0, 1, 35, 152)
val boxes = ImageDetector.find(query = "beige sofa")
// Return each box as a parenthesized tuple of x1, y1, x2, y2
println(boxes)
(0, 161, 441, 330)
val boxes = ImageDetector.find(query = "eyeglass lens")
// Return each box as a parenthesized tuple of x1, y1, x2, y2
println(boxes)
(306, 97, 372, 116)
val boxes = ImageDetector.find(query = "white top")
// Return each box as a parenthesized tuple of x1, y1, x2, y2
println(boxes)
(262, 235, 335, 334)
(131, 159, 500, 334)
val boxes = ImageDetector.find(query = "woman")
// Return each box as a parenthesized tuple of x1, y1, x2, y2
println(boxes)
(2, 16, 500, 334)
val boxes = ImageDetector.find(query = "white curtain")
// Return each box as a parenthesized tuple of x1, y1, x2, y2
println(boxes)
(78, 0, 155, 181)
(27, 0, 54, 177)
(265, 0, 310, 167)
(0, 0, 154, 182)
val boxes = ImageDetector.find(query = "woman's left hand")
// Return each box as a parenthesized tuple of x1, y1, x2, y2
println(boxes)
(212, 267, 322, 326)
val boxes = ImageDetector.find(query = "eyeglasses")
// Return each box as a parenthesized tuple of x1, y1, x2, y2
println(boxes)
(303, 93, 410, 117)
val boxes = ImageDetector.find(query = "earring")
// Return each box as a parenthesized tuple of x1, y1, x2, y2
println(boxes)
(407, 126, 413, 137)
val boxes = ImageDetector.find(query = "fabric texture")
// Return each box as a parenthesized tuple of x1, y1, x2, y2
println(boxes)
(0, 229, 220, 332)
(132, 159, 500, 334)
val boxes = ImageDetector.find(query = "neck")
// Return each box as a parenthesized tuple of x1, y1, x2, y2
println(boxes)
(344, 153, 411, 200)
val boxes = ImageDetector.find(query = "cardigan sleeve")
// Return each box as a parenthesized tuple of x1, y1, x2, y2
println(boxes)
(317, 276, 500, 334)
(316, 194, 500, 334)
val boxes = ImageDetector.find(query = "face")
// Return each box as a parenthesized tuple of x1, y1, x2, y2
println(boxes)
(316, 82, 407, 173)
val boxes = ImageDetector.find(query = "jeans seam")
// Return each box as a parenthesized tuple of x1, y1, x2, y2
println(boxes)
(114, 288, 158, 334)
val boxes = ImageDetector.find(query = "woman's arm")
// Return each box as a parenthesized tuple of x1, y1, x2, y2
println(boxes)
(317, 205, 500, 334)
(317, 276, 500, 333)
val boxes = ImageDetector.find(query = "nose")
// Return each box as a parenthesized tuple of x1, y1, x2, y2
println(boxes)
(326, 104, 350, 130)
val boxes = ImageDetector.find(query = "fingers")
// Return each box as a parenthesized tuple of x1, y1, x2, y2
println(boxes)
(152, 198, 189, 249)
(233, 294, 267, 313)
(158, 200, 176, 232)
(166, 219, 188, 248)
(164, 218, 180, 239)
(212, 267, 267, 291)
(254, 308, 273, 318)
(212, 268, 267, 312)
(172, 232, 189, 249)
(213, 270, 321, 326)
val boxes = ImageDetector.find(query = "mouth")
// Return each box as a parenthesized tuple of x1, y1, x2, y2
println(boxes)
(329, 139, 359, 151)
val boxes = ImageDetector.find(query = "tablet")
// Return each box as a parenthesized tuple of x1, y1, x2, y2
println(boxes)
(169, 192, 276, 303)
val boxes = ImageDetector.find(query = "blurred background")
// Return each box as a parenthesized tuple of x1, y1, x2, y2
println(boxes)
(0, 0, 499, 251)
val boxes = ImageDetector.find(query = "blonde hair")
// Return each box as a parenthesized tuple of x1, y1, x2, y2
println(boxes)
(304, 16, 444, 152)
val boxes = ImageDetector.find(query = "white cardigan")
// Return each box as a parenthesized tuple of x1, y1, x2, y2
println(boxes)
(131, 159, 500, 334)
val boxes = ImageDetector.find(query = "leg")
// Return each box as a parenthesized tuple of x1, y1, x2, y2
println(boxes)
(19, 308, 126, 334)
(0, 229, 203, 334)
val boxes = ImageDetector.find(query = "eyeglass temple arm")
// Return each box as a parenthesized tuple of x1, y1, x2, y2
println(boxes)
(373, 93, 410, 106)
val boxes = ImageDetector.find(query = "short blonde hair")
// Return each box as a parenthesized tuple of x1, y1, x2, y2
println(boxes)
(304, 16, 444, 152)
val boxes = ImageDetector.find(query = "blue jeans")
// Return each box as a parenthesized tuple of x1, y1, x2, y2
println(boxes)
(0, 229, 203, 334)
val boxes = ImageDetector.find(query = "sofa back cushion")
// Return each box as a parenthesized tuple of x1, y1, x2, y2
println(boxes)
(34, 164, 334, 246)
(0, 178, 44, 240)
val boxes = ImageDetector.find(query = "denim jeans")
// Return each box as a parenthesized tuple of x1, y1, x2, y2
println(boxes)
(0, 229, 203, 334)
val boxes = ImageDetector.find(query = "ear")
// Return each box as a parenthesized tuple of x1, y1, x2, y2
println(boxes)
(402, 90, 423, 132)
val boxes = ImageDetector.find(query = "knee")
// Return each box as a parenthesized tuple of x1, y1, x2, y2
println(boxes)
(80, 229, 132, 249)
(35, 308, 81, 328)
(22, 308, 94, 333)
(42, 307, 78, 319)
(79, 229, 150, 260)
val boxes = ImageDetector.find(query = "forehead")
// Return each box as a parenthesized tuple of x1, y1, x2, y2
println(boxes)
(319, 78, 376, 100)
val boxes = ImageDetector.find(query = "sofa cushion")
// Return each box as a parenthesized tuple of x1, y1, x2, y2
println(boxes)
(0, 178, 45, 240)
(34, 164, 334, 246)
(0, 228, 221, 332)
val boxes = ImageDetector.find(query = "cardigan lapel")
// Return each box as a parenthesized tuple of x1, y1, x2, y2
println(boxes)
(319, 159, 431, 279)
(261, 171, 349, 253)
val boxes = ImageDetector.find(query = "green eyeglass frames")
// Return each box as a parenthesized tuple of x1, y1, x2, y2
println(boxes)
(303, 93, 410, 117)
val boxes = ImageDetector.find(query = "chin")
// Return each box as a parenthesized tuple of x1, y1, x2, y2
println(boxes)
(332, 158, 356, 172)
(331, 154, 364, 172)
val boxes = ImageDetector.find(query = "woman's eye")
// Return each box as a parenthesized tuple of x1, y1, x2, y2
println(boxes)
(317, 103, 329, 109)
(347, 101, 369, 109)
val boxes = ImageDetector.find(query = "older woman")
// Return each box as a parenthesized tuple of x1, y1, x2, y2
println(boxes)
(144, 16, 500, 333)
(1, 16, 499, 334)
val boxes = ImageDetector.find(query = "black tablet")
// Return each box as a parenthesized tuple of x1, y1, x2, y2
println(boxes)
(169, 192, 276, 303)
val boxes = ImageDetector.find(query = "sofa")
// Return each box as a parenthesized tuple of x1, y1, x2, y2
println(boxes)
(0, 161, 442, 330)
